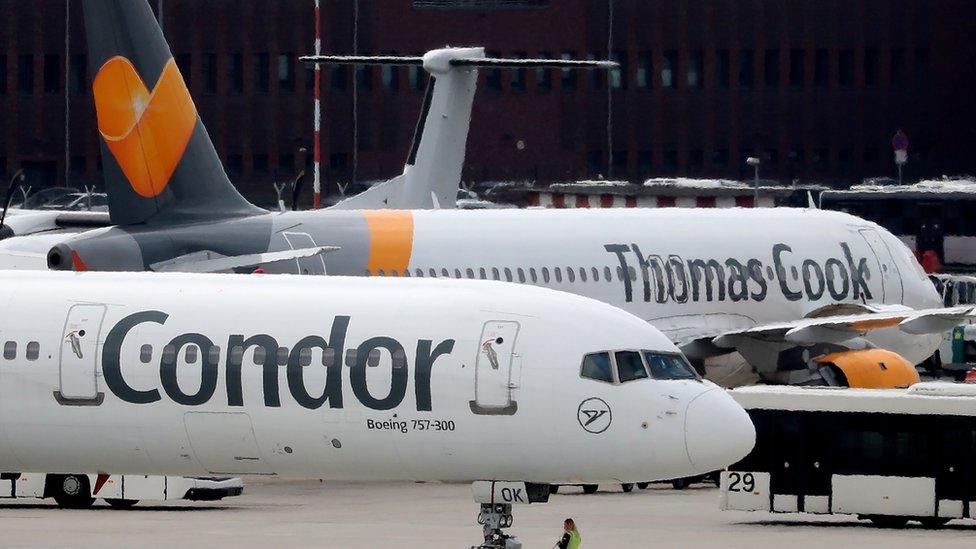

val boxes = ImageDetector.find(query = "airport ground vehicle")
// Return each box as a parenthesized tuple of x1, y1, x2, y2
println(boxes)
(0, 473, 242, 508)
(721, 383, 976, 527)
(926, 274, 976, 376)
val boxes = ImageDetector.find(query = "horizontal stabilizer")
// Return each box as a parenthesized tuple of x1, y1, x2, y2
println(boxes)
(299, 55, 617, 70)
(151, 247, 337, 273)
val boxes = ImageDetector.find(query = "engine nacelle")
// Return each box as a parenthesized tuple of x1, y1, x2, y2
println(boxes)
(47, 227, 146, 271)
(815, 349, 920, 389)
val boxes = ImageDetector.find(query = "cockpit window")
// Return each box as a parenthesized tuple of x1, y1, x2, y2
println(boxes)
(580, 352, 614, 383)
(643, 351, 699, 380)
(615, 351, 649, 382)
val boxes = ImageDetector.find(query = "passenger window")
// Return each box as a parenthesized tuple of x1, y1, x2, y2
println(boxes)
(3, 341, 15, 360)
(403, 269, 411, 277)
(604, 266, 612, 281)
(441, 268, 450, 277)
(184, 345, 198, 364)
(567, 267, 576, 283)
(616, 267, 625, 281)
(517, 268, 526, 283)
(542, 267, 550, 283)
(629, 266, 637, 281)
(161, 345, 176, 366)
(345, 349, 358, 367)
(479, 268, 487, 279)
(208, 345, 221, 365)
(591, 267, 599, 281)
(504, 268, 513, 282)
(392, 348, 407, 369)
(277, 347, 289, 366)
(391, 269, 399, 277)
(643, 351, 699, 380)
(299, 347, 312, 367)
(555, 267, 563, 283)
(230, 345, 244, 364)
(429, 269, 437, 277)
(367, 349, 381, 367)
(615, 351, 649, 382)
(466, 268, 475, 279)
(253, 347, 267, 364)
(378, 269, 386, 277)
(530, 268, 538, 283)
(454, 268, 462, 278)
(491, 268, 500, 280)
(580, 352, 614, 383)
(323, 348, 336, 367)
(579, 268, 587, 282)
(26, 341, 39, 361)
(415, 269, 424, 277)
(139, 344, 153, 363)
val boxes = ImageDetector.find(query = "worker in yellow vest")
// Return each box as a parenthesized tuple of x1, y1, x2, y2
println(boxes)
(556, 518, 581, 549)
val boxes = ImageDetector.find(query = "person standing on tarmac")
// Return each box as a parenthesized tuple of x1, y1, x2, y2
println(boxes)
(556, 518, 581, 549)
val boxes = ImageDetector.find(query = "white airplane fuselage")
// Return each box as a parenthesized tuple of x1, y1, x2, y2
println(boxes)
(0, 272, 753, 484)
(262, 207, 943, 370)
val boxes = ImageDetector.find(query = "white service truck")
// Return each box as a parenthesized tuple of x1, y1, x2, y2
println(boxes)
(0, 472, 243, 508)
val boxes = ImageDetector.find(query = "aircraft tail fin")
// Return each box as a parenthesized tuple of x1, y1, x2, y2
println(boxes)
(303, 50, 614, 210)
(82, 0, 261, 225)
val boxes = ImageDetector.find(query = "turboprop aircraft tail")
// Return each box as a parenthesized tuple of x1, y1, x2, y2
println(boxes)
(302, 50, 615, 210)
(82, 0, 262, 225)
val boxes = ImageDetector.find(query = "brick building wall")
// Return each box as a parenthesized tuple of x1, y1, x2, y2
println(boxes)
(0, 0, 973, 207)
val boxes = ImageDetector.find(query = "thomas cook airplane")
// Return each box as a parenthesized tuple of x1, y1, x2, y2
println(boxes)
(0, 270, 754, 545)
(30, 0, 973, 387)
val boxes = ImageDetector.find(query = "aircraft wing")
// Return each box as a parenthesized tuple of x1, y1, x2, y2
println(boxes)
(709, 305, 974, 349)
(151, 247, 338, 273)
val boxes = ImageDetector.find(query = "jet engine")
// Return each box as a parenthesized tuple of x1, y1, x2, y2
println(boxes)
(814, 349, 920, 389)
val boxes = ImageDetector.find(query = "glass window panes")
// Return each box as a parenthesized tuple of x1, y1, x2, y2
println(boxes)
(643, 352, 699, 380)
(140, 344, 153, 364)
(184, 344, 198, 364)
(580, 352, 614, 383)
(615, 351, 649, 382)
(26, 341, 39, 361)
(367, 349, 381, 367)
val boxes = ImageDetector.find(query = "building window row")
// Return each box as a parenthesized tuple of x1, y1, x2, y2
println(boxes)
(0, 54, 89, 96)
(478, 47, 930, 93)
(586, 144, 928, 178)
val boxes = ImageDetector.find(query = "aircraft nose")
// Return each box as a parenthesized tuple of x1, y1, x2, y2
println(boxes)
(683, 388, 755, 473)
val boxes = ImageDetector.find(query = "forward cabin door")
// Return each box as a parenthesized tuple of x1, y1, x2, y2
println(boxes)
(469, 321, 519, 415)
(858, 228, 904, 303)
(56, 304, 106, 404)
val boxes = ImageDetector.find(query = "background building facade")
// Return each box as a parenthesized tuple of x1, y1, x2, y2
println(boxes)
(1, 0, 974, 206)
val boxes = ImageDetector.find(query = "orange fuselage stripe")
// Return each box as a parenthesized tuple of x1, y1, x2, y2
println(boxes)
(363, 211, 414, 275)
(93, 56, 197, 198)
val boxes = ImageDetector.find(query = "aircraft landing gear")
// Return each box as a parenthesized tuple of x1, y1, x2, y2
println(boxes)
(473, 503, 520, 549)
(470, 481, 550, 548)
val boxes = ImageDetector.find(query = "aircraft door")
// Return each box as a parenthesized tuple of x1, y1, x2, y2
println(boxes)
(55, 304, 106, 405)
(283, 232, 327, 275)
(184, 412, 272, 474)
(858, 228, 903, 303)
(469, 321, 519, 416)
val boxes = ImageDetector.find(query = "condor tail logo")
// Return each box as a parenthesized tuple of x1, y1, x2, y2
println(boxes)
(92, 57, 197, 198)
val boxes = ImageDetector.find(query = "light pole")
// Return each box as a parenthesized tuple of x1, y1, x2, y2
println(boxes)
(746, 157, 761, 206)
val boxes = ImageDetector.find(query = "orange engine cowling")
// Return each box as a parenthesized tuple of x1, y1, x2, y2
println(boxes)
(815, 349, 920, 389)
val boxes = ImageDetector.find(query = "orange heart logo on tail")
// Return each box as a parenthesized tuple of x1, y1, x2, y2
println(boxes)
(92, 57, 197, 198)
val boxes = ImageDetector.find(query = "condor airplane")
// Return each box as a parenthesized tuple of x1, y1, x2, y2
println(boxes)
(35, 0, 971, 387)
(0, 271, 753, 541)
